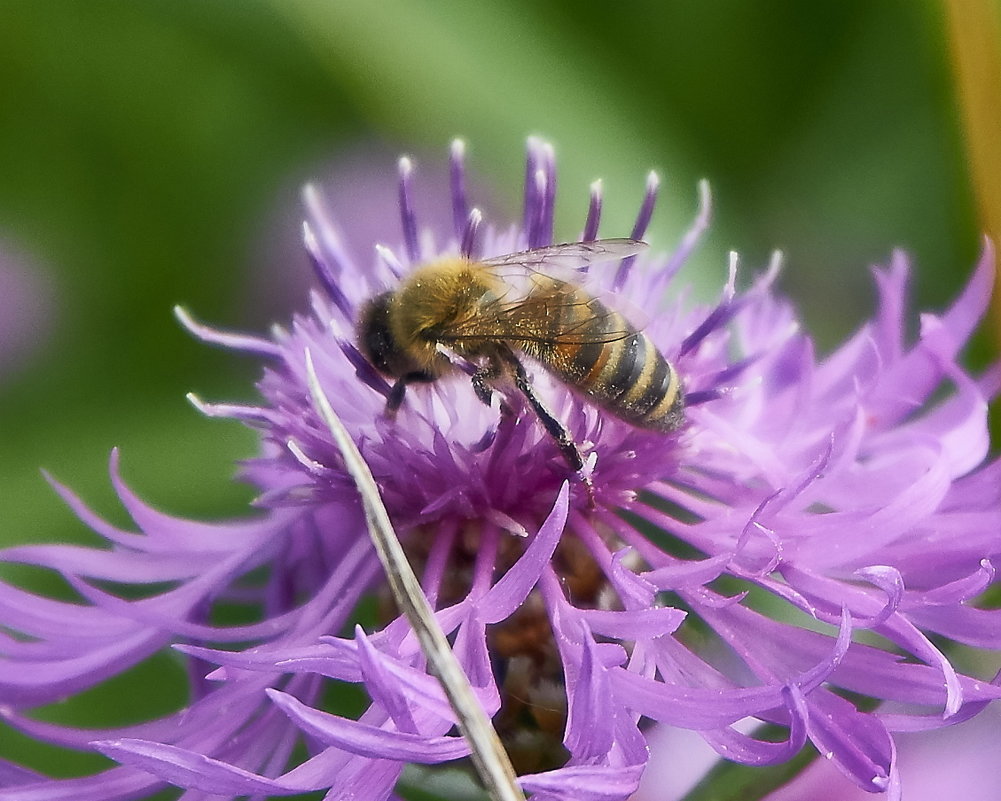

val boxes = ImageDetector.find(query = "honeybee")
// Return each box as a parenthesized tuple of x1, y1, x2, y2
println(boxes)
(357, 238, 684, 484)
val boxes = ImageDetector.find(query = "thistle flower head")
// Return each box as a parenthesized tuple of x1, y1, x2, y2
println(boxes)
(0, 242, 53, 376)
(2, 139, 999, 801)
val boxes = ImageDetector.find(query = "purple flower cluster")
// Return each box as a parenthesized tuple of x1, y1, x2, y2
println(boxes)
(1, 140, 999, 801)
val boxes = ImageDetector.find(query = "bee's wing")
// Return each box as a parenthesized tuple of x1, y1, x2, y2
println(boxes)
(434, 239, 650, 347)
(479, 237, 647, 273)
(438, 274, 638, 347)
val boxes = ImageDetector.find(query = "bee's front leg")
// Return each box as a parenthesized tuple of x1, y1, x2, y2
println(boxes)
(385, 370, 436, 417)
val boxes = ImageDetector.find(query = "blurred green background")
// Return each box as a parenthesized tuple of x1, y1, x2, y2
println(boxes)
(0, 0, 997, 790)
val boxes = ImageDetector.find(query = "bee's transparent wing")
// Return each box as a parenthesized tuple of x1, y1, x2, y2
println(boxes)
(479, 238, 647, 272)
(436, 238, 651, 347)
(440, 280, 642, 347)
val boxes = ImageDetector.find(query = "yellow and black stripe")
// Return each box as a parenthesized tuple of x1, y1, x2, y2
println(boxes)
(523, 290, 684, 432)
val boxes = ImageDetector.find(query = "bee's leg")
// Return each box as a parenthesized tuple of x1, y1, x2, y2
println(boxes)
(472, 358, 522, 420)
(386, 370, 435, 417)
(471, 361, 500, 408)
(500, 349, 595, 506)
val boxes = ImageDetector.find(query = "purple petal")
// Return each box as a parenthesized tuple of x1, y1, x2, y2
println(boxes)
(95, 739, 315, 796)
(805, 689, 896, 794)
(701, 686, 808, 766)
(267, 689, 469, 762)
(475, 483, 569, 623)
(520, 763, 646, 801)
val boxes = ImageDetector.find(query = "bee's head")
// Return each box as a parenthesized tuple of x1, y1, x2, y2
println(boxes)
(357, 291, 419, 378)
(357, 292, 399, 375)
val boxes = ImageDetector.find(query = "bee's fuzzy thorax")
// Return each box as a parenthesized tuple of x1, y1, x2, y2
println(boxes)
(387, 258, 500, 370)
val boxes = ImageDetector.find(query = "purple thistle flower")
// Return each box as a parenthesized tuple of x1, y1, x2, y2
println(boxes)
(0, 241, 55, 379)
(2, 139, 1000, 801)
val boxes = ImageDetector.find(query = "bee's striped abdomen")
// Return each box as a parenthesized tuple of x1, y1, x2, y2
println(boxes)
(527, 290, 684, 433)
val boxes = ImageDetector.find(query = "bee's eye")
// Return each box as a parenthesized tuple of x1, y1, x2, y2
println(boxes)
(359, 293, 399, 375)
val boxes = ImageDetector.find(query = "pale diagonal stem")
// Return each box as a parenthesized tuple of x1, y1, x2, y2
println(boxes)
(304, 349, 525, 801)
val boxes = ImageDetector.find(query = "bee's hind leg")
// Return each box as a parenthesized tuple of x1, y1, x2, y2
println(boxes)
(498, 348, 595, 507)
